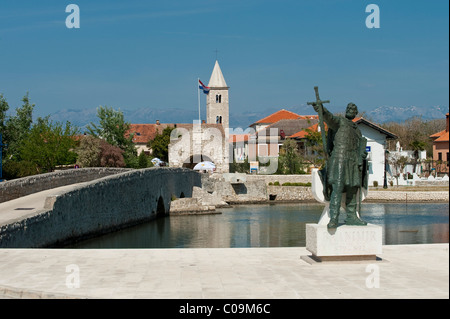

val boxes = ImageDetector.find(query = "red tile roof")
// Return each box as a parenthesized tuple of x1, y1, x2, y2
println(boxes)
(430, 113, 449, 141)
(252, 109, 302, 125)
(430, 130, 446, 139)
(289, 123, 327, 138)
(289, 117, 398, 140)
(127, 124, 175, 144)
(434, 131, 449, 142)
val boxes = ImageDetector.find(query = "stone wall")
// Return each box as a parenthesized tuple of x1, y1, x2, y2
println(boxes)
(0, 168, 132, 203)
(414, 180, 449, 187)
(266, 185, 448, 203)
(200, 174, 267, 204)
(365, 190, 449, 202)
(200, 173, 449, 203)
(0, 168, 201, 248)
(266, 186, 314, 202)
(245, 174, 312, 185)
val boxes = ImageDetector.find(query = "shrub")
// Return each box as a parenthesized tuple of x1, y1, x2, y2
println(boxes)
(281, 182, 312, 187)
(138, 151, 149, 168)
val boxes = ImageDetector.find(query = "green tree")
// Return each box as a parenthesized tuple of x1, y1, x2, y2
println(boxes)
(277, 139, 305, 174)
(0, 94, 9, 133)
(20, 117, 79, 173)
(0, 95, 9, 175)
(86, 105, 136, 166)
(303, 128, 326, 168)
(138, 151, 149, 168)
(229, 157, 250, 173)
(1, 93, 38, 179)
(75, 135, 102, 167)
(3, 92, 35, 161)
(147, 126, 174, 162)
(75, 135, 127, 168)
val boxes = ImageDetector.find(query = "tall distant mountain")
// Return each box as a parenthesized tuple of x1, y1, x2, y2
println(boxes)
(288, 104, 448, 124)
(45, 104, 448, 131)
(45, 107, 200, 131)
(365, 105, 448, 123)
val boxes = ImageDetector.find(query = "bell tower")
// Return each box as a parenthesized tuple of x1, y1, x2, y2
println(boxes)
(206, 60, 229, 129)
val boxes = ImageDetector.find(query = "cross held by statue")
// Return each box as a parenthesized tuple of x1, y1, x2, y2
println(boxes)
(307, 86, 330, 107)
(307, 86, 330, 159)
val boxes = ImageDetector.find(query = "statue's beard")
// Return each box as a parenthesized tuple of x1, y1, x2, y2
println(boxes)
(346, 113, 356, 120)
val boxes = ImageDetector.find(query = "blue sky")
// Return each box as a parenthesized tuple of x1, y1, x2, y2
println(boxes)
(0, 0, 448, 119)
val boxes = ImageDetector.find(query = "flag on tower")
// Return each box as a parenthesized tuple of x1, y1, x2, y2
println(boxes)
(198, 79, 210, 94)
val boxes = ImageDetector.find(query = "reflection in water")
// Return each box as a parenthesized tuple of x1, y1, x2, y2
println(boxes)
(362, 203, 450, 245)
(70, 203, 449, 248)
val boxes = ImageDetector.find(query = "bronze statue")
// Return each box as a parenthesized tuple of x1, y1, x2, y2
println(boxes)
(308, 87, 368, 228)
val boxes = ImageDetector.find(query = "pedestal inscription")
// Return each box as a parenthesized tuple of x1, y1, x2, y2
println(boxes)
(306, 223, 382, 261)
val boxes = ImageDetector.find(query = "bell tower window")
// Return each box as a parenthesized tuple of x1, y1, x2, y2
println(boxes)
(216, 94, 221, 103)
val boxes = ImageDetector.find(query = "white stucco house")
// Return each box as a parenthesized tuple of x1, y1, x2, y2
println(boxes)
(291, 116, 398, 186)
(353, 118, 398, 187)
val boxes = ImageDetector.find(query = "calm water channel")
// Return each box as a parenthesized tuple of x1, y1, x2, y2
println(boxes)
(70, 203, 449, 249)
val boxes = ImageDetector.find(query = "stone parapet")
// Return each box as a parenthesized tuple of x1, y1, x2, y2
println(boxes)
(0, 168, 132, 203)
(0, 168, 201, 248)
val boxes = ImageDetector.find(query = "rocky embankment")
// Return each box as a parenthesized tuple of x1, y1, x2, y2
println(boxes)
(170, 182, 448, 215)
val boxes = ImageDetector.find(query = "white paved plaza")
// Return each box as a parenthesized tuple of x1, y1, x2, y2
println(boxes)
(0, 244, 448, 299)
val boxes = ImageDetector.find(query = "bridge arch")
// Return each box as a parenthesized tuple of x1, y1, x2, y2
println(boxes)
(156, 196, 165, 218)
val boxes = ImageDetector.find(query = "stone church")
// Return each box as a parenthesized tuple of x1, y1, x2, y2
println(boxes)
(167, 60, 230, 173)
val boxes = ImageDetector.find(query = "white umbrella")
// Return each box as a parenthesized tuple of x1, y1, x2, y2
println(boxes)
(193, 161, 216, 171)
(151, 158, 163, 166)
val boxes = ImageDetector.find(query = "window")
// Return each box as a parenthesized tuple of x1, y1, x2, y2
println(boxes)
(216, 94, 221, 103)
(438, 152, 442, 161)
(216, 116, 222, 124)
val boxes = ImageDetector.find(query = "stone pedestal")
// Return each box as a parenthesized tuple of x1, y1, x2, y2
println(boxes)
(305, 223, 382, 262)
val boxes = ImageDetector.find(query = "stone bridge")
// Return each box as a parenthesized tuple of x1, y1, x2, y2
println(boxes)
(0, 167, 201, 248)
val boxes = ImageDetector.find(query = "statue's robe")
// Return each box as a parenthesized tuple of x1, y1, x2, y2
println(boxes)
(319, 108, 368, 201)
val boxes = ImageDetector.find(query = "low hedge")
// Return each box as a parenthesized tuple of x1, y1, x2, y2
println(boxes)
(268, 181, 311, 187)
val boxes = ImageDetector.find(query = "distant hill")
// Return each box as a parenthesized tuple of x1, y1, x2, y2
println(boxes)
(365, 105, 448, 123)
(287, 104, 448, 124)
(45, 104, 448, 131)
